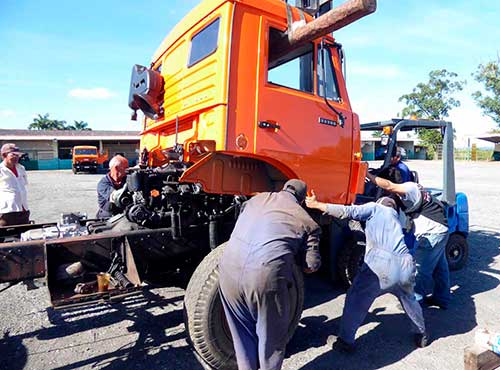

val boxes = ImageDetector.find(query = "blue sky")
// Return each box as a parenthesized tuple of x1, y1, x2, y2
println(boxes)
(1, 0, 499, 147)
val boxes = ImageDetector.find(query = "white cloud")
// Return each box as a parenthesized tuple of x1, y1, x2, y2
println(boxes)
(0, 109, 16, 118)
(68, 87, 116, 100)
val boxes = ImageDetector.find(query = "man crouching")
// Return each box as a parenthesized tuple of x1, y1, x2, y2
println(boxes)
(306, 193, 427, 352)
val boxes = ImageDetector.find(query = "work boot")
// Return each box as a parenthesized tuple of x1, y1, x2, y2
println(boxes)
(332, 337, 355, 353)
(423, 296, 448, 310)
(414, 332, 429, 348)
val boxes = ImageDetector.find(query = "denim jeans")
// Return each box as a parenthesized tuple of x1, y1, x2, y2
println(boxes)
(415, 232, 450, 306)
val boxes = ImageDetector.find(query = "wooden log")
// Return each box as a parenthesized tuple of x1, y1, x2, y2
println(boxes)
(289, 0, 377, 46)
(269, 0, 376, 63)
(464, 344, 500, 370)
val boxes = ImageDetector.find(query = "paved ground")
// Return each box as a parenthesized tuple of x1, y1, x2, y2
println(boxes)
(1, 161, 499, 370)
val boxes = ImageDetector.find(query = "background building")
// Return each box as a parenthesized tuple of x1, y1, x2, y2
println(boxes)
(360, 130, 424, 161)
(0, 129, 139, 170)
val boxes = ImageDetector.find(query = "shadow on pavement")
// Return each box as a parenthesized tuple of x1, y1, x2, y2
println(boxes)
(287, 228, 500, 369)
(0, 288, 203, 370)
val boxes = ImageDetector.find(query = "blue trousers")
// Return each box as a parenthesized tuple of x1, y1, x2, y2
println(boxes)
(415, 232, 451, 306)
(339, 263, 425, 345)
(219, 254, 294, 370)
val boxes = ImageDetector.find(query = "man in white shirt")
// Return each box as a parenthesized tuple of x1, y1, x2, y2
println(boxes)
(0, 143, 30, 226)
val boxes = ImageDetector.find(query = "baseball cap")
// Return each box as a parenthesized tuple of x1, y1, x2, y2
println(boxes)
(1, 143, 23, 157)
(282, 179, 307, 203)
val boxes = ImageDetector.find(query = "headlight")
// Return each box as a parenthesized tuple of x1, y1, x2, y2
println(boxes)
(75, 161, 80, 165)
(93, 160, 97, 164)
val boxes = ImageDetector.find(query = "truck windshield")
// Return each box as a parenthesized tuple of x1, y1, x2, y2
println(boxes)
(74, 149, 97, 155)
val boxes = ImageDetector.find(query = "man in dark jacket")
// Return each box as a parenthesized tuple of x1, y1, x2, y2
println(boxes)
(219, 179, 321, 370)
(390, 147, 414, 183)
(96, 155, 128, 218)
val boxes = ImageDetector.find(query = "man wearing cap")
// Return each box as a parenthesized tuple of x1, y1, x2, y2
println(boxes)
(306, 193, 427, 351)
(390, 146, 414, 183)
(219, 179, 321, 370)
(0, 143, 30, 226)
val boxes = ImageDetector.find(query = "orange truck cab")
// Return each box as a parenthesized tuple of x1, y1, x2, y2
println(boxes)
(129, 0, 368, 204)
(72, 146, 108, 173)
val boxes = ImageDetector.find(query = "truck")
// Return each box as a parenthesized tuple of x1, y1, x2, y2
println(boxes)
(72, 145, 109, 174)
(0, 0, 467, 369)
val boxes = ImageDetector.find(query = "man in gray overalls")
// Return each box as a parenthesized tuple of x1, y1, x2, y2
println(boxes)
(306, 193, 427, 351)
(219, 179, 321, 370)
(366, 172, 451, 309)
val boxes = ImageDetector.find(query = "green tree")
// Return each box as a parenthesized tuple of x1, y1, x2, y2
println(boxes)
(28, 114, 91, 130)
(67, 120, 92, 131)
(399, 69, 465, 158)
(28, 113, 53, 130)
(371, 131, 382, 138)
(472, 58, 500, 126)
(29, 113, 67, 130)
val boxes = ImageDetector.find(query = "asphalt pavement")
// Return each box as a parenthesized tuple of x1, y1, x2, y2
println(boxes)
(1, 160, 499, 370)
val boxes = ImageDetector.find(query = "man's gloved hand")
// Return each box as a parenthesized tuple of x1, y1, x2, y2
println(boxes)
(110, 184, 128, 208)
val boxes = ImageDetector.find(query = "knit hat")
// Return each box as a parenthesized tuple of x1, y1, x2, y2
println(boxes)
(282, 179, 307, 203)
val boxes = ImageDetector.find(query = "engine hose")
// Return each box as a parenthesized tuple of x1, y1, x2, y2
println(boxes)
(209, 216, 218, 250)
(170, 210, 180, 240)
(113, 271, 133, 288)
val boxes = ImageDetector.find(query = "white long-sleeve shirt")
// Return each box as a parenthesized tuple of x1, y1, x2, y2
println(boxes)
(0, 162, 29, 213)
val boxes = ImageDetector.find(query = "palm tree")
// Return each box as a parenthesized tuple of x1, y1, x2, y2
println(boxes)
(28, 113, 52, 130)
(72, 120, 91, 131)
(29, 114, 91, 130)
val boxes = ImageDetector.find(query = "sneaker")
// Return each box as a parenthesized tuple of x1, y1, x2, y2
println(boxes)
(423, 296, 448, 310)
(332, 338, 355, 353)
(414, 332, 429, 348)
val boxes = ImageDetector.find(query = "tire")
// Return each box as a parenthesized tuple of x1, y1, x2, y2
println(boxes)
(337, 220, 366, 287)
(446, 233, 469, 271)
(72, 167, 77, 174)
(184, 242, 304, 370)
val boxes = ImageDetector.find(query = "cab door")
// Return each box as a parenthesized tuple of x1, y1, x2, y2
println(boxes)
(254, 24, 353, 203)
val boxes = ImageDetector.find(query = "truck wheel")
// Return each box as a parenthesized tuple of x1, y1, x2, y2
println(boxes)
(184, 242, 304, 370)
(337, 220, 366, 286)
(446, 233, 468, 271)
(72, 167, 77, 174)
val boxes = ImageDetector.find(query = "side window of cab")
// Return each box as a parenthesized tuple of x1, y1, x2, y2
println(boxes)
(267, 28, 314, 94)
(188, 17, 220, 67)
(317, 45, 341, 102)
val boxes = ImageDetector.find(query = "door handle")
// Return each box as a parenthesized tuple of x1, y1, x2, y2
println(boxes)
(258, 121, 281, 130)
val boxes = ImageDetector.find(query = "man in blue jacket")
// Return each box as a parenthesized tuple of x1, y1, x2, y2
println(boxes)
(96, 155, 129, 218)
(219, 179, 321, 370)
(390, 147, 414, 183)
(306, 192, 427, 352)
